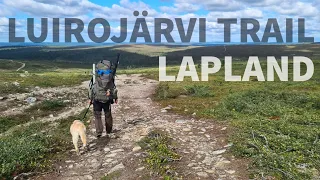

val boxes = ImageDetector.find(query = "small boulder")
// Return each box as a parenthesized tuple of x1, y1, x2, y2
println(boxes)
(212, 149, 227, 155)
(175, 120, 186, 124)
(132, 146, 142, 152)
(161, 109, 168, 113)
(13, 82, 20, 87)
(25, 97, 37, 104)
(197, 172, 209, 178)
(107, 163, 125, 174)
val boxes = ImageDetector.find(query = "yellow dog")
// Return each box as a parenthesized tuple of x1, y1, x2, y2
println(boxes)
(70, 120, 87, 155)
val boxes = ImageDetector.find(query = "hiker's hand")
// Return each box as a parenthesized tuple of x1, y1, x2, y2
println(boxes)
(115, 99, 118, 104)
(88, 100, 92, 105)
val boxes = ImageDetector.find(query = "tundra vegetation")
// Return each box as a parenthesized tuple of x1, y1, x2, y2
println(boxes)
(0, 44, 319, 179)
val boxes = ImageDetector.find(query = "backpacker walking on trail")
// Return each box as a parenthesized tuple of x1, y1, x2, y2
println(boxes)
(89, 54, 119, 138)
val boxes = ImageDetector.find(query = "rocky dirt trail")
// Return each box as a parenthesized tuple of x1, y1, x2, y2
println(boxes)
(11, 74, 248, 180)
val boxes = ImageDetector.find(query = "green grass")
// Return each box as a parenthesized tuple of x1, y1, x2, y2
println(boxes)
(0, 100, 68, 134)
(0, 83, 29, 96)
(0, 114, 31, 134)
(0, 109, 91, 179)
(138, 130, 180, 180)
(215, 90, 320, 179)
(0, 67, 91, 96)
(26, 100, 67, 113)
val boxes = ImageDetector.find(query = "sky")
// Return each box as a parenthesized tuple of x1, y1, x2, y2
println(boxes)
(0, 0, 319, 43)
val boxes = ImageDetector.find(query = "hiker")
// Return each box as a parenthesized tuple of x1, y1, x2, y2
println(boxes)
(89, 54, 119, 138)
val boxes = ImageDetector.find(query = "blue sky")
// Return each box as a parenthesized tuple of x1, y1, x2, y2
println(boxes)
(0, 0, 319, 43)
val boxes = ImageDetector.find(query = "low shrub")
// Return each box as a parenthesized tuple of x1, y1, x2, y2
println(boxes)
(184, 84, 215, 97)
(215, 90, 320, 179)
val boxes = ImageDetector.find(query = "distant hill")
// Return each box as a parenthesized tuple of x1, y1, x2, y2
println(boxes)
(0, 44, 318, 68)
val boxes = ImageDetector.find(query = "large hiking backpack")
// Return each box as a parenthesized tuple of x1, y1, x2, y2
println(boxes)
(92, 60, 117, 103)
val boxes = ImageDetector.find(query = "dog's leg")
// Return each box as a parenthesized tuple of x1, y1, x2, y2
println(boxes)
(72, 133, 80, 155)
(80, 131, 87, 149)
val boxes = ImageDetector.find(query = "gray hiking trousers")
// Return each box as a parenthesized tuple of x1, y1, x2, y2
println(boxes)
(93, 100, 113, 135)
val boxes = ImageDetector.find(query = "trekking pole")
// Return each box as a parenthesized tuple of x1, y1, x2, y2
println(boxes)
(92, 63, 96, 84)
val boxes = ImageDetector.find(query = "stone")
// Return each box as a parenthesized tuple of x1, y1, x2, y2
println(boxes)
(221, 127, 227, 131)
(35, 86, 40, 91)
(68, 164, 73, 169)
(0, 97, 4, 100)
(25, 97, 37, 104)
(175, 120, 186, 124)
(212, 149, 227, 155)
(163, 105, 173, 110)
(136, 167, 145, 171)
(201, 128, 206, 132)
(215, 160, 231, 168)
(84, 175, 93, 180)
(226, 170, 236, 174)
(161, 109, 168, 113)
(49, 114, 54, 118)
(197, 172, 209, 178)
(132, 146, 142, 152)
(63, 100, 71, 103)
(89, 143, 96, 148)
(178, 95, 188, 98)
(187, 163, 197, 167)
(104, 147, 111, 152)
(183, 128, 191, 132)
(91, 159, 98, 163)
(91, 151, 101, 156)
(106, 153, 117, 158)
(192, 112, 196, 116)
(107, 163, 125, 174)
(105, 159, 113, 163)
(202, 156, 214, 165)
(205, 170, 215, 174)
(111, 149, 124, 153)
(224, 143, 233, 148)
(13, 82, 20, 87)
(108, 133, 118, 139)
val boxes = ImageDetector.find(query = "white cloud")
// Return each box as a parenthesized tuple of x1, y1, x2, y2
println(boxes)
(271, 1, 319, 17)
(160, 3, 200, 13)
(0, 3, 13, 16)
(0, 17, 8, 26)
(207, 8, 264, 20)
(3, 0, 102, 17)
(170, 0, 244, 12)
